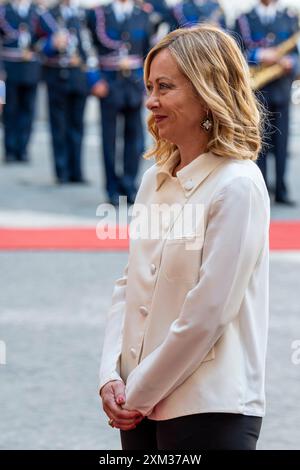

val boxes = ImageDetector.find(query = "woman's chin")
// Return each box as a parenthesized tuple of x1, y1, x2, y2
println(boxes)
(158, 129, 170, 140)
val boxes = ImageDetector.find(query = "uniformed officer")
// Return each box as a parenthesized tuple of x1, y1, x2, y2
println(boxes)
(0, 0, 41, 163)
(169, 0, 226, 31)
(136, 0, 172, 31)
(235, 0, 299, 206)
(86, 0, 152, 206)
(37, 0, 89, 184)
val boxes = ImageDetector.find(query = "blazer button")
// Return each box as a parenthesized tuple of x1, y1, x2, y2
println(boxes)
(139, 306, 149, 317)
(184, 179, 194, 191)
(130, 347, 137, 359)
(150, 263, 156, 275)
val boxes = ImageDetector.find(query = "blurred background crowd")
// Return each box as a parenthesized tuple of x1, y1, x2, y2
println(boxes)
(1, 1, 300, 451)
(0, 0, 300, 207)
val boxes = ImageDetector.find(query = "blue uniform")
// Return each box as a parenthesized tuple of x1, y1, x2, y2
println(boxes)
(37, 4, 89, 183)
(145, 0, 170, 19)
(169, 0, 226, 31)
(235, 6, 299, 203)
(0, 1, 41, 162)
(87, 2, 152, 204)
(142, 0, 173, 29)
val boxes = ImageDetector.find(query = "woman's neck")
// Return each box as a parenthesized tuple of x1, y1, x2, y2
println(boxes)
(174, 139, 209, 175)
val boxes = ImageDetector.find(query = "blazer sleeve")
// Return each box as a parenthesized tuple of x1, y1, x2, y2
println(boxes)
(124, 176, 270, 416)
(99, 262, 129, 393)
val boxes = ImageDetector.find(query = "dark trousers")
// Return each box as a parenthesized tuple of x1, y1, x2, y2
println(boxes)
(100, 101, 143, 198)
(3, 80, 37, 160)
(47, 85, 86, 182)
(120, 413, 262, 450)
(257, 101, 290, 199)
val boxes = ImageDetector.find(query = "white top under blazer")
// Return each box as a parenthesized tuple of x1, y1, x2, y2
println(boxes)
(99, 150, 270, 421)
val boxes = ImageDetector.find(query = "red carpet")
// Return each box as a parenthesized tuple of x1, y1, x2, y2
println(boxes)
(0, 222, 299, 251)
(269, 222, 300, 250)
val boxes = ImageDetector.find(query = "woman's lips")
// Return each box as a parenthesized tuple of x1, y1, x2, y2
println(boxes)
(154, 115, 167, 123)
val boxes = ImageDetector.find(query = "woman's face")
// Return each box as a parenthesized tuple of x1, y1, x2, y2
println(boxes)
(145, 49, 206, 144)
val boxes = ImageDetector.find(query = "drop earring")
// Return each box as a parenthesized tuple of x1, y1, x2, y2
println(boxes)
(201, 110, 213, 132)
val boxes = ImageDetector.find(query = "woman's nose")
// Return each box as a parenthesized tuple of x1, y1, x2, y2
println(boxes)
(146, 94, 159, 111)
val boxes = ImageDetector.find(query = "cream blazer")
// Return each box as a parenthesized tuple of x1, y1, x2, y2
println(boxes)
(99, 150, 270, 421)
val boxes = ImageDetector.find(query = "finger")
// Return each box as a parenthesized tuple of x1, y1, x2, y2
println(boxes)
(105, 411, 142, 426)
(104, 402, 142, 420)
(116, 395, 125, 406)
(120, 405, 143, 418)
(111, 417, 142, 427)
(116, 417, 144, 431)
(119, 415, 144, 424)
(113, 423, 138, 431)
(111, 381, 126, 405)
(114, 408, 142, 420)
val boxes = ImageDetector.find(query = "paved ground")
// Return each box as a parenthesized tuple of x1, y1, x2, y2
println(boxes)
(0, 89, 300, 450)
(0, 251, 299, 450)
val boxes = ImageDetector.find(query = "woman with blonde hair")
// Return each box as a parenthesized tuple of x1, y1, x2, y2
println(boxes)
(99, 25, 270, 450)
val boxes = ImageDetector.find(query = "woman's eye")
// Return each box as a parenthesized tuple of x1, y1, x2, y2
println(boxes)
(146, 83, 171, 94)
(159, 83, 170, 89)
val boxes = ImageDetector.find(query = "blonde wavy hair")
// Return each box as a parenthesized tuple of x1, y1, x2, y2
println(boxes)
(143, 24, 263, 165)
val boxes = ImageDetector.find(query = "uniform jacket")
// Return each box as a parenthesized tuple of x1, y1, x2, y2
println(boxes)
(36, 5, 89, 93)
(145, 0, 174, 30)
(99, 150, 270, 421)
(169, 0, 226, 31)
(234, 7, 299, 105)
(86, 3, 152, 108)
(0, 1, 41, 84)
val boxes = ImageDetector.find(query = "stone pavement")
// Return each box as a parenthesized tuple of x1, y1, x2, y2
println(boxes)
(0, 251, 299, 450)
(0, 90, 299, 450)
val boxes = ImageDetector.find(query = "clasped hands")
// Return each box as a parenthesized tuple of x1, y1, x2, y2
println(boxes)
(100, 380, 144, 431)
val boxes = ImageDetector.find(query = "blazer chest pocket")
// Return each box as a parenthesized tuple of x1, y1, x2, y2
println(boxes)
(161, 235, 203, 283)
